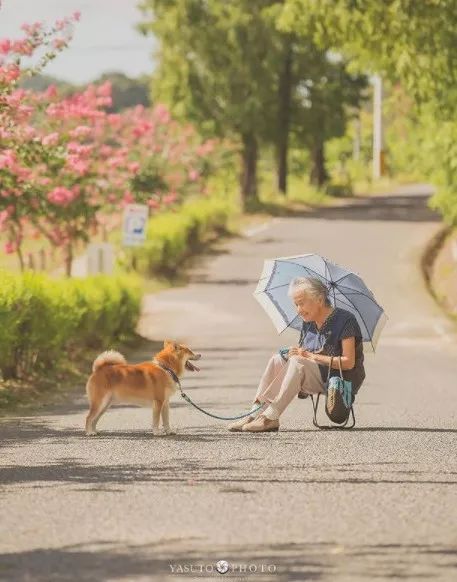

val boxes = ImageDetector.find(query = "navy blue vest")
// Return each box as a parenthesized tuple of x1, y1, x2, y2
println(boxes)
(298, 307, 365, 392)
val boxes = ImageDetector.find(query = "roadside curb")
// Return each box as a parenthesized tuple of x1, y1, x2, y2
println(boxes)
(420, 222, 454, 314)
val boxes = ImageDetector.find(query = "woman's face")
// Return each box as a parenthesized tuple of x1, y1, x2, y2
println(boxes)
(292, 291, 322, 322)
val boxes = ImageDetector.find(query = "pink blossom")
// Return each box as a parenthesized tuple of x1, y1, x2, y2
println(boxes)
(133, 121, 153, 138)
(4, 241, 17, 254)
(0, 209, 12, 229)
(49, 227, 64, 245)
(15, 104, 34, 119)
(66, 157, 90, 175)
(123, 191, 134, 204)
(107, 156, 125, 168)
(73, 11, 81, 22)
(0, 64, 20, 83)
(188, 169, 200, 181)
(42, 132, 59, 146)
(0, 150, 16, 169)
(148, 199, 160, 209)
(0, 128, 12, 139)
(128, 162, 140, 174)
(154, 103, 171, 124)
(96, 81, 111, 98)
(197, 140, 216, 156)
(45, 85, 58, 99)
(163, 192, 177, 205)
(47, 186, 78, 206)
(0, 39, 12, 55)
(107, 114, 121, 127)
(6, 89, 26, 108)
(67, 142, 93, 156)
(22, 125, 36, 140)
(52, 38, 67, 50)
(70, 125, 91, 138)
(11, 39, 33, 56)
(20, 22, 43, 35)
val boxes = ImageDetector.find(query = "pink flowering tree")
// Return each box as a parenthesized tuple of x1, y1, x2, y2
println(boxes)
(118, 103, 232, 211)
(0, 6, 234, 276)
(28, 82, 136, 275)
(0, 9, 80, 269)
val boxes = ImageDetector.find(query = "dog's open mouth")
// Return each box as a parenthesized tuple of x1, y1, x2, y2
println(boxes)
(185, 360, 200, 372)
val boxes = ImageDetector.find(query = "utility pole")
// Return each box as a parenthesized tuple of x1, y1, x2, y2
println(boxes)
(372, 75, 384, 180)
(353, 116, 361, 161)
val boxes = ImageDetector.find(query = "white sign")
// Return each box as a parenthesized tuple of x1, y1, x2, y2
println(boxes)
(87, 243, 115, 275)
(122, 203, 148, 247)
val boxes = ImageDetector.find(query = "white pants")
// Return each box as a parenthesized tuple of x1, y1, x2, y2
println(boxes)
(252, 353, 325, 421)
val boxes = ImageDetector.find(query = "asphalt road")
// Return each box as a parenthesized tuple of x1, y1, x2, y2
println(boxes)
(1, 185, 456, 582)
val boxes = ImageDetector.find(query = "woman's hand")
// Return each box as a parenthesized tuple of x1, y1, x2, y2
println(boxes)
(288, 347, 317, 360)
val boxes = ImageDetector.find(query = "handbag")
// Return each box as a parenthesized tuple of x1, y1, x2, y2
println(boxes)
(311, 356, 355, 429)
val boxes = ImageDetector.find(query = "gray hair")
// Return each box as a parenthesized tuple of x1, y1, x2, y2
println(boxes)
(287, 277, 331, 306)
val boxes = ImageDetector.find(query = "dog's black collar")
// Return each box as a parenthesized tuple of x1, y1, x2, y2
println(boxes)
(152, 359, 181, 387)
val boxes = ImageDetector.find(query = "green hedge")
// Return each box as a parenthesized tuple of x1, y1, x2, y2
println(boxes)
(0, 271, 142, 380)
(123, 195, 237, 275)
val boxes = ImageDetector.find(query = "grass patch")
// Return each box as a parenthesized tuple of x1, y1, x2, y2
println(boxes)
(0, 332, 148, 416)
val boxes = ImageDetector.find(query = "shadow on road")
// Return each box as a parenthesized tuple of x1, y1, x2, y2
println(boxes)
(1, 461, 456, 489)
(2, 414, 457, 452)
(250, 191, 440, 224)
(0, 539, 455, 581)
(1, 438, 456, 489)
(187, 188, 440, 288)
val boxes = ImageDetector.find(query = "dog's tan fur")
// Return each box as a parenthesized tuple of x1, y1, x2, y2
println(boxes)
(85, 340, 201, 436)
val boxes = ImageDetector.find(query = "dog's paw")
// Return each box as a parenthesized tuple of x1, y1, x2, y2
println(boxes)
(163, 427, 177, 436)
(85, 430, 99, 436)
(152, 428, 162, 436)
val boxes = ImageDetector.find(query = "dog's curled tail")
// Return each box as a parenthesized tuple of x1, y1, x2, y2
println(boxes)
(92, 350, 126, 373)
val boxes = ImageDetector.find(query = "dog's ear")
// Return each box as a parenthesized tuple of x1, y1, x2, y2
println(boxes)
(164, 339, 178, 350)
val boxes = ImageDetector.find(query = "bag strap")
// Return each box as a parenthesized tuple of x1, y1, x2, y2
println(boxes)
(311, 393, 356, 429)
(326, 355, 344, 384)
(337, 355, 344, 379)
(326, 356, 334, 384)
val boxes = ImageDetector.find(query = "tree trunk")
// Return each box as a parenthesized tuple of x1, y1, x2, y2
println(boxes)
(310, 142, 329, 188)
(64, 243, 73, 277)
(240, 134, 258, 206)
(16, 246, 25, 272)
(276, 44, 293, 194)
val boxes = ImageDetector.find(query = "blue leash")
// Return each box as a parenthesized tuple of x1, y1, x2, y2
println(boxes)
(154, 360, 263, 421)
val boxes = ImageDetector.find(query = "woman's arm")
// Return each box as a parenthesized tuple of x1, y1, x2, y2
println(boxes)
(291, 337, 356, 370)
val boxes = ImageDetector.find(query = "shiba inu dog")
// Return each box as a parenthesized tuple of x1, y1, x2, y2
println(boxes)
(85, 340, 201, 436)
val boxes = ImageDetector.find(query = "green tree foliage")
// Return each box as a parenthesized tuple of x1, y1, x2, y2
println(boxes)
(280, 0, 457, 108)
(95, 72, 150, 112)
(279, 0, 457, 223)
(291, 53, 367, 186)
(138, 0, 367, 203)
(20, 73, 75, 94)
(20, 72, 150, 111)
(138, 0, 281, 204)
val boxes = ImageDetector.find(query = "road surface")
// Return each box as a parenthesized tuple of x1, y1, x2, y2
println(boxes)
(1, 185, 456, 581)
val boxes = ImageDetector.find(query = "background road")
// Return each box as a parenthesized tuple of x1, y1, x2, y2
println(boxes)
(1, 185, 456, 581)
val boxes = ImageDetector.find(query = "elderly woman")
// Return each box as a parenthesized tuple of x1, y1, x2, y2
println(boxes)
(228, 276, 365, 433)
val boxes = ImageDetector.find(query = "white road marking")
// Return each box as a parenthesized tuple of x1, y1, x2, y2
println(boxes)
(243, 218, 278, 238)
